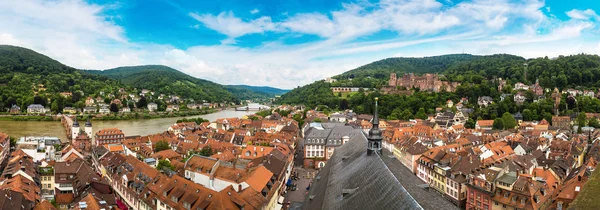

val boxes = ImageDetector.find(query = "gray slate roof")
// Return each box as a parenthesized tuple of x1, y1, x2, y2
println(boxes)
(303, 132, 422, 210)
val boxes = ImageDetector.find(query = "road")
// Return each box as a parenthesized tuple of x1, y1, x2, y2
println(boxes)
(382, 154, 460, 210)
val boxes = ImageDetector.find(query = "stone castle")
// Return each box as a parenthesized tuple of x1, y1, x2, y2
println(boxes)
(388, 73, 460, 92)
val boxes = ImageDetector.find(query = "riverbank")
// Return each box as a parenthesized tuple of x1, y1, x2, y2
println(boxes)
(0, 109, 256, 141)
(0, 108, 222, 122)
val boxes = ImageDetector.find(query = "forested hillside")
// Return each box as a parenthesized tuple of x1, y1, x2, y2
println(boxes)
(0, 45, 121, 112)
(88, 65, 236, 103)
(276, 53, 600, 123)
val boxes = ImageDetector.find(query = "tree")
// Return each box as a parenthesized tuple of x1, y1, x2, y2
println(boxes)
(589, 117, 600, 128)
(154, 140, 170, 152)
(522, 109, 534, 121)
(136, 96, 147, 109)
(465, 118, 475, 129)
(109, 103, 119, 113)
(199, 146, 214, 157)
(501, 112, 517, 129)
(33, 95, 46, 106)
(577, 112, 587, 129)
(493, 118, 504, 130)
(157, 159, 174, 170)
(415, 108, 427, 120)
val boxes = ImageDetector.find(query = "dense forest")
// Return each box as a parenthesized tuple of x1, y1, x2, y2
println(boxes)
(0, 45, 282, 113)
(276, 53, 600, 123)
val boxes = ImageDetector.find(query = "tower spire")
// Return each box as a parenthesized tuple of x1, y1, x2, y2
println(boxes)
(367, 97, 382, 156)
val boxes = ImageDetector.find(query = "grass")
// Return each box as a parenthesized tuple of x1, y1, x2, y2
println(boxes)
(570, 167, 600, 209)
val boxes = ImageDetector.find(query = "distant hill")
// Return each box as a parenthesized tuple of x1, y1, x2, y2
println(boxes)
(226, 85, 288, 95)
(87, 65, 236, 102)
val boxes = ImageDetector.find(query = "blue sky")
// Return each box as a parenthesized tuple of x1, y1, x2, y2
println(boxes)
(1, 0, 600, 88)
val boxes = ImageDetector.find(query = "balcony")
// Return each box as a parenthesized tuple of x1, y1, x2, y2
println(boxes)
(56, 183, 73, 191)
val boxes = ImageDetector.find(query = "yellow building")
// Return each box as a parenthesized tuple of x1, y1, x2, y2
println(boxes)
(432, 164, 449, 194)
(40, 166, 55, 200)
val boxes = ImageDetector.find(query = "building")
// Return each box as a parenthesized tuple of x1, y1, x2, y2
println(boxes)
(9, 104, 20, 114)
(303, 99, 422, 210)
(40, 166, 55, 200)
(94, 128, 125, 146)
(27, 104, 46, 113)
(476, 120, 495, 130)
(85, 97, 95, 106)
(62, 107, 77, 114)
(0, 133, 10, 168)
(552, 116, 571, 129)
(83, 106, 96, 113)
(147, 102, 158, 111)
(389, 73, 460, 92)
(478, 96, 493, 107)
(99, 106, 110, 114)
(514, 93, 527, 105)
(166, 104, 179, 112)
(303, 123, 361, 168)
(120, 107, 131, 113)
(466, 167, 502, 210)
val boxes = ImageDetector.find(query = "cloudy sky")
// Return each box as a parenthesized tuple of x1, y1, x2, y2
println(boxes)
(1, 0, 599, 89)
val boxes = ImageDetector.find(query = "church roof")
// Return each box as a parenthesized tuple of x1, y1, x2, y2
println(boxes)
(302, 132, 422, 210)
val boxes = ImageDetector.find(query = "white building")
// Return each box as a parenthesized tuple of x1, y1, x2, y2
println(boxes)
(147, 102, 158, 112)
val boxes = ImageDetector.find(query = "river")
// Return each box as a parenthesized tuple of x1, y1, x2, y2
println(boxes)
(0, 109, 256, 141)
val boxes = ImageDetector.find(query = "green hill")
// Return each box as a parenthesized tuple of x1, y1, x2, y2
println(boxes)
(0, 45, 120, 112)
(226, 85, 289, 96)
(276, 53, 600, 110)
(87, 65, 235, 103)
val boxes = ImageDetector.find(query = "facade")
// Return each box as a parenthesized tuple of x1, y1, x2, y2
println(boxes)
(303, 124, 360, 168)
(552, 116, 572, 129)
(27, 104, 46, 113)
(389, 73, 460, 92)
(94, 128, 125, 146)
(147, 102, 158, 111)
(40, 166, 55, 200)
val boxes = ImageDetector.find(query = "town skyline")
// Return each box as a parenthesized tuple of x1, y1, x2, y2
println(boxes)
(1, 0, 600, 89)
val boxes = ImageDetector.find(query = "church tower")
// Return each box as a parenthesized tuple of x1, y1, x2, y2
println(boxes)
(367, 98, 382, 156)
(85, 117, 93, 139)
(72, 117, 80, 142)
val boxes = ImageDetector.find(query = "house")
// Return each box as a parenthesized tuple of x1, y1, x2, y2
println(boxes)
(120, 107, 131, 113)
(478, 96, 493, 107)
(147, 102, 158, 112)
(552, 116, 572, 129)
(111, 99, 121, 105)
(476, 120, 494, 130)
(166, 104, 179, 112)
(94, 128, 125, 146)
(27, 104, 46, 114)
(513, 82, 529, 90)
(98, 107, 110, 114)
(60, 92, 72, 98)
(9, 104, 20, 114)
(85, 97, 95, 106)
(187, 103, 202, 109)
(447, 100, 454, 108)
(83, 106, 96, 113)
(584, 90, 595, 97)
(514, 93, 526, 105)
(62, 107, 77, 114)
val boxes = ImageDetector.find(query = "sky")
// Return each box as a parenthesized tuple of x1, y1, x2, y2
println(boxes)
(1, 0, 599, 89)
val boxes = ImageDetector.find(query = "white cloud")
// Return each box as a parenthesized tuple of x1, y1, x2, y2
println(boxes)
(189, 11, 280, 43)
(250, 8, 259, 14)
(0, 33, 20, 45)
(566, 9, 600, 20)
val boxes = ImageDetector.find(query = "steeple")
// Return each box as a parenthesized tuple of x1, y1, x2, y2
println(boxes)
(85, 117, 92, 127)
(73, 117, 79, 127)
(367, 97, 382, 156)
